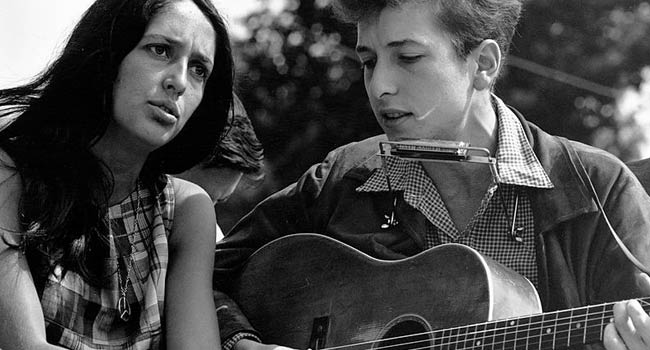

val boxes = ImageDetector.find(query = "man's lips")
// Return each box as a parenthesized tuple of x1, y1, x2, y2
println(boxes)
(383, 112, 413, 119)
(157, 104, 173, 115)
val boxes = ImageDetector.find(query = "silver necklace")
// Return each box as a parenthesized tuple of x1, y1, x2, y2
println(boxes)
(116, 249, 133, 321)
(108, 181, 141, 322)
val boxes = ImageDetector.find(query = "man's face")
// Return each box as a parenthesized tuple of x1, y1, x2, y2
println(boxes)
(356, 2, 475, 141)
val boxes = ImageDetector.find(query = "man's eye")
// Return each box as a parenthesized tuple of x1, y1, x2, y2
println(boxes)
(399, 55, 422, 63)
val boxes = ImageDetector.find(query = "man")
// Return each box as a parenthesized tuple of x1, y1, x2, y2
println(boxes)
(214, 1, 650, 350)
(177, 94, 264, 240)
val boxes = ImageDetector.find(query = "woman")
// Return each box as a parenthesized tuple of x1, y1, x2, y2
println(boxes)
(0, 0, 232, 348)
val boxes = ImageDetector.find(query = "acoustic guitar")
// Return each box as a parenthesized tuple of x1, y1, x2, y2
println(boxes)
(230, 233, 648, 350)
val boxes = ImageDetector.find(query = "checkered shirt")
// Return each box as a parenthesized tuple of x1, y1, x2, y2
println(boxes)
(40, 175, 174, 349)
(357, 97, 553, 286)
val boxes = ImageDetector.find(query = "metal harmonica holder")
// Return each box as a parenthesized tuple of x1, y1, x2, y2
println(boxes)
(377, 139, 523, 242)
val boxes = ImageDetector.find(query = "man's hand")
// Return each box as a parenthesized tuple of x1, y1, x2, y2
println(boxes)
(603, 274, 650, 350)
(234, 339, 297, 350)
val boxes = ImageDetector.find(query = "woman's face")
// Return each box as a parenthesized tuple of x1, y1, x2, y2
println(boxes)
(109, 0, 216, 153)
(356, 2, 475, 141)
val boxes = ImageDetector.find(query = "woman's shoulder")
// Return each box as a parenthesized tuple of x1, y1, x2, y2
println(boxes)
(0, 147, 22, 244)
(167, 176, 216, 245)
(169, 177, 215, 224)
(170, 176, 211, 204)
(0, 146, 16, 165)
(0, 147, 19, 188)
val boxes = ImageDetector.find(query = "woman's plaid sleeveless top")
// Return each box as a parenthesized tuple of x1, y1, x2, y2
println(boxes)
(40, 175, 175, 349)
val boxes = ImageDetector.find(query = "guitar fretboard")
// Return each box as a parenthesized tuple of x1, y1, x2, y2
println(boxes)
(424, 298, 650, 350)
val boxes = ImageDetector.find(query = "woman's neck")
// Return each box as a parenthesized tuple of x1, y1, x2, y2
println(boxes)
(91, 137, 147, 205)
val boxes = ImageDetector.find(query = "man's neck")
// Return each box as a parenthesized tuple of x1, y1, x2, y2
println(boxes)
(419, 93, 499, 228)
(425, 93, 499, 186)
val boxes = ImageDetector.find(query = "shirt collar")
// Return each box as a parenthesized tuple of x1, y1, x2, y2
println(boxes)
(493, 96, 553, 188)
(357, 96, 554, 193)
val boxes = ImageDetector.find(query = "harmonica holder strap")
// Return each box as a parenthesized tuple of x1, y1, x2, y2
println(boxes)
(378, 140, 523, 242)
(568, 143, 650, 275)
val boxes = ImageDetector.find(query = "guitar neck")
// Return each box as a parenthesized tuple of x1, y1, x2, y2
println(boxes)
(430, 297, 650, 350)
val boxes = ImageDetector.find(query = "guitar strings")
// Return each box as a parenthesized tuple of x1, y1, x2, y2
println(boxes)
(316, 299, 650, 350)
(320, 315, 597, 350)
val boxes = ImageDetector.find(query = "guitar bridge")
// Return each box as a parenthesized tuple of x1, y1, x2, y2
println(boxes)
(308, 316, 330, 350)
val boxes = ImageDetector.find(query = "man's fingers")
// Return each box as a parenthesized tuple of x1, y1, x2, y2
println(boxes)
(604, 321, 627, 350)
(626, 300, 650, 348)
(604, 301, 649, 350)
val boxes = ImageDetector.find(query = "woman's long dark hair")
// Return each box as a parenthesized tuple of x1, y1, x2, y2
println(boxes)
(0, 0, 233, 287)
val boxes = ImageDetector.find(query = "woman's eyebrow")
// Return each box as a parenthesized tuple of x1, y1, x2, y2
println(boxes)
(142, 33, 214, 67)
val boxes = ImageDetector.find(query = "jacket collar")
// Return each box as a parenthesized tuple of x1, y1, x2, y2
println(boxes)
(514, 108, 598, 233)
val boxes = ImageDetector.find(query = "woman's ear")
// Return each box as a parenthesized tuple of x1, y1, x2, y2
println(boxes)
(472, 39, 501, 91)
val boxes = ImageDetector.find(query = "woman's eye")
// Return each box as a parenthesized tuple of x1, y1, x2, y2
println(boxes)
(148, 44, 169, 58)
(191, 64, 209, 80)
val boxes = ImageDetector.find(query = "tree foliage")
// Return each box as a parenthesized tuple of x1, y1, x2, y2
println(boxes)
(501, 0, 650, 159)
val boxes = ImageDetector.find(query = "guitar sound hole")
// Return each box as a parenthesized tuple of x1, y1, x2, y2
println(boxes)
(377, 319, 430, 350)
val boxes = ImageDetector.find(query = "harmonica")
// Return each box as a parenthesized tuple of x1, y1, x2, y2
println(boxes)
(378, 139, 501, 182)
(379, 139, 470, 161)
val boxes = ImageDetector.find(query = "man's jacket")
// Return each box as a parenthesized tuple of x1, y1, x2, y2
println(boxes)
(213, 109, 650, 348)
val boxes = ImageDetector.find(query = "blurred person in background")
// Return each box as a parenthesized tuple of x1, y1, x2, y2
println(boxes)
(176, 94, 264, 241)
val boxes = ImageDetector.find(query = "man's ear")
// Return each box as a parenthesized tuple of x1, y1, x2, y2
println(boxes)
(472, 39, 501, 91)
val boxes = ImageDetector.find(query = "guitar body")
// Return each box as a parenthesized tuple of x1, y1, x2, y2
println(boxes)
(230, 233, 542, 350)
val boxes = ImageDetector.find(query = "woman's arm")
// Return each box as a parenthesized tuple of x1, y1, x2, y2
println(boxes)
(166, 177, 220, 349)
(0, 152, 65, 350)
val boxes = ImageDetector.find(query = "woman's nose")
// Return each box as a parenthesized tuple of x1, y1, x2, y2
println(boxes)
(163, 61, 188, 97)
